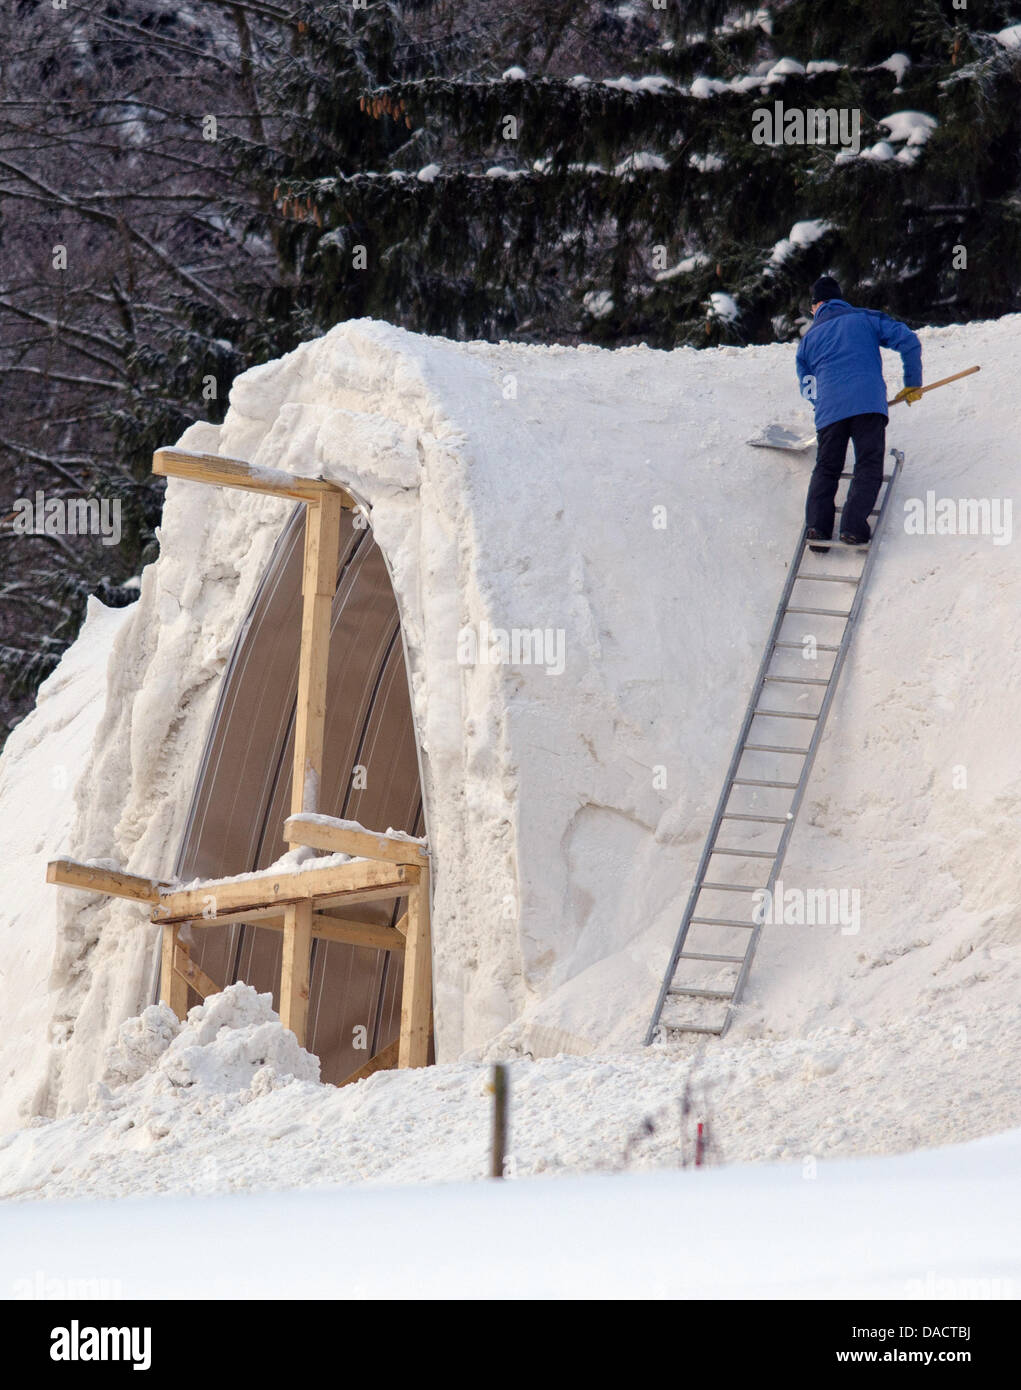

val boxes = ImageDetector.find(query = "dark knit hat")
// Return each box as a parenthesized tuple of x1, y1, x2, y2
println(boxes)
(810, 275, 842, 303)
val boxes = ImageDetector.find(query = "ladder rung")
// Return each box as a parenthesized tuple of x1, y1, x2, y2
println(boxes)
(732, 776, 800, 787)
(697, 883, 761, 893)
(712, 847, 776, 859)
(679, 952, 746, 963)
(834, 507, 880, 516)
(840, 472, 893, 480)
(721, 811, 791, 822)
(774, 641, 840, 651)
(794, 573, 859, 584)
(786, 606, 851, 617)
(690, 915, 756, 925)
(742, 744, 807, 755)
(801, 543, 870, 555)
(754, 709, 818, 721)
(694, 917, 761, 928)
(763, 675, 830, 685)
(661, 1023, 725, 1035)
(668, 986, 734, 1001)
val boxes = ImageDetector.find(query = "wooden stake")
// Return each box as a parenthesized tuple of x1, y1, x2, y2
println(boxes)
(490, 1063, 509, 1179)
(398, 866, 432, 1068)
(280, 899, 314, 1046)
(290, 494, 343, 833)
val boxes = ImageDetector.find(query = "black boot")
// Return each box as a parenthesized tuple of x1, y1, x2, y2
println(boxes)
(806, 528, 830, 554)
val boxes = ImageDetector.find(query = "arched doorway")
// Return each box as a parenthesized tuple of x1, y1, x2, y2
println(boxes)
(170, 506, 425, 1084)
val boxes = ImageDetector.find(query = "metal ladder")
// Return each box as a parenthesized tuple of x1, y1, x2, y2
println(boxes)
(644, 448, 904, 1043)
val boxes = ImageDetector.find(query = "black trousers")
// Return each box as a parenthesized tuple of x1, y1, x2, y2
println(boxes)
(806, 412, 886, 539)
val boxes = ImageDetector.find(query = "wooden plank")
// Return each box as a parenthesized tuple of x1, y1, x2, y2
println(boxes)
(284, 814, 429, 866)
(165, 908, 404, 950)
(310, 913, 406, 952)
(160, 924, 190, 1019)
(47, 858, 166, 903)
(172, 944, 221, 1000)
(290, 493, 344, 828)
(339, 1038, 400, 1088)
(280, 900, 313, 1046)
(153, 448, 353, 507)
(153, 858, 417, 924)
(398, 865, 432, 1068)
(153, 882, 411, 929)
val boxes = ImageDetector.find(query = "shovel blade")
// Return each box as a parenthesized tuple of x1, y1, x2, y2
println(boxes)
(747, 423, 817, 451)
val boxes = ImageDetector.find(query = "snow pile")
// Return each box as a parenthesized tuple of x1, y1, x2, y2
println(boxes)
(0, 311, 1017, 1154)
(3, 982, 1019, 1204)
(100, 983, 318, 1094)
(0, 598, 133, 1132)
(0, 422, 293, 1126)
(0, 985, 320, 1201)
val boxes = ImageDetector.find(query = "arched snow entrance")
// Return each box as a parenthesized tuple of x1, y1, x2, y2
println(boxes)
(171, 504, 426, 1085)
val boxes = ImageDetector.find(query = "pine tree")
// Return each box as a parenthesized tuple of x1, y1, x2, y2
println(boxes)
(248, 0, 1021, 350)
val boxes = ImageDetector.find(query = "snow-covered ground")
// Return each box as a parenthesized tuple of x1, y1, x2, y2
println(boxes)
(3, 1099, 1018, 1299)
(0, 314, 1017, 1220)
(0, 982, 1018, 1203)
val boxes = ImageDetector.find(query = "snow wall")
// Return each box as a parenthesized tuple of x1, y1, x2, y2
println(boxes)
(1, 315, 1018, 1129)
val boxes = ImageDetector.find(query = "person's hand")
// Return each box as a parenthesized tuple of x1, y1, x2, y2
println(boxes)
(893, 385, 924, 405)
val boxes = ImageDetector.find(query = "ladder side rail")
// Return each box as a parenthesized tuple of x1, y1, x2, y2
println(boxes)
(719, 449, 903, 1032)
(643, 519, 819, 1044)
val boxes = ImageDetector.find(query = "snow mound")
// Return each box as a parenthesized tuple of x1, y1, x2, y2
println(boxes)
(0, 596, 134, 1132)
(0, 309, 1018, 1147)
(0, 986, 320, 1201)
(100, 984, 319, 1099)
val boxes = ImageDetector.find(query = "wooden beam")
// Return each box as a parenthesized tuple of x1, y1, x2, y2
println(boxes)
(290, 493, 344, 830)
(153, 859, 417, 925)
(160, 924, 190, 1020)
(339, 1038, 400, 1087)
(310, 913, 406, 953)
(280, 900, 313, 1046)
(172, 945, 221, 1001)
(153, 448, 354, 507)
(47, 858, 166, 904)
(284, 813, 429, 867)
(398, 865, 432, 1068)
(161, 906, 405, 952)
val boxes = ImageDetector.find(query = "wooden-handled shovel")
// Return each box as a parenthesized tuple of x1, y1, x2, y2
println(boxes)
(750, 364, 982, 450)
(888, 364, 980, 407)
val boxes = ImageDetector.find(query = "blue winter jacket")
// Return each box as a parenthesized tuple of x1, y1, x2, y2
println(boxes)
(795, 299, 922, 430)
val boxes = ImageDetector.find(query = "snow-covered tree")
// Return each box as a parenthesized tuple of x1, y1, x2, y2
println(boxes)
(260, 1, 1021, 347)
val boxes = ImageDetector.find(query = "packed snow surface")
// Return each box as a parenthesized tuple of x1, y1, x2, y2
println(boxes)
(0, 312, 1017, 1200)
(3, 1124, 1018, 1299)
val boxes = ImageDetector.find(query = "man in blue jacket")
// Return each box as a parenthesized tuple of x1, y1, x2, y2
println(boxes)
(796, 276, 922, 548)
